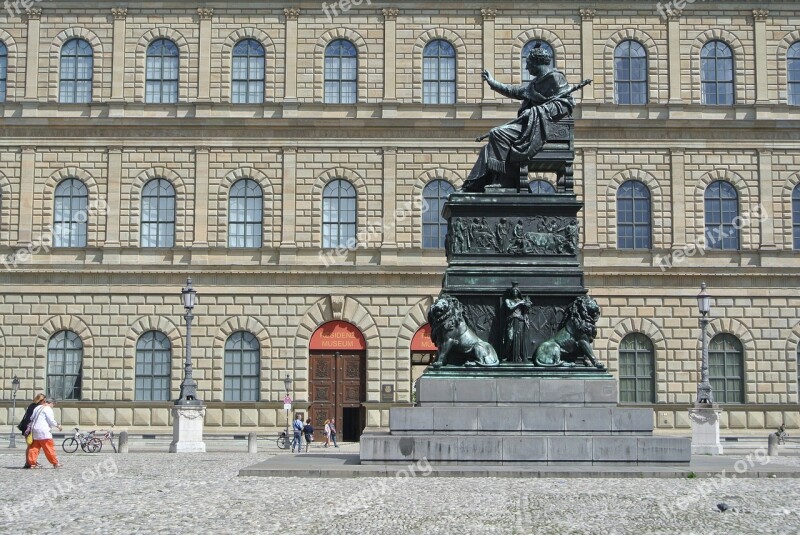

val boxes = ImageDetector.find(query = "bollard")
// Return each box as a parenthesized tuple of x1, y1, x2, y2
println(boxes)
(118, 431, 129, 454)
(248, 432, 258, 454)
(768, 433, 779, 457)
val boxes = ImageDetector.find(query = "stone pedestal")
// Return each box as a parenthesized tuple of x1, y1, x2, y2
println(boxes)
(689, 404, 723, 455)
(169, 405, 207, 453)
(361, 375, 691, 465)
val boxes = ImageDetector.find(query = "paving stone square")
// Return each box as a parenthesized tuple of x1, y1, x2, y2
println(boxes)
(2, 451, 799, 534)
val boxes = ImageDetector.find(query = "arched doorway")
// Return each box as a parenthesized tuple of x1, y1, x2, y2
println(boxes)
(411, 324, 437, 402)
(309, 321, 367, 442)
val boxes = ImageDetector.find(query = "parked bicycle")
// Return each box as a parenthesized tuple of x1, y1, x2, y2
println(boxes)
(277, 431, 289, 450)
(62, 427, 102, 453)
(91, 428, 117, 453)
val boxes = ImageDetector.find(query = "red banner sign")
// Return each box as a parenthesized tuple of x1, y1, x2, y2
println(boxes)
(309, 321, 367, 351)
(411, 324, 437, 351)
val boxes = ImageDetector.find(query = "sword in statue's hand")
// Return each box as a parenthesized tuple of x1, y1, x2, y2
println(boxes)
(475, 79, 593, 142)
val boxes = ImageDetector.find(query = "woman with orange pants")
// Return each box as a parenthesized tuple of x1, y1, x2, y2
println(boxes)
(26, 397, 63, 469)
(20, 393, 45, 469)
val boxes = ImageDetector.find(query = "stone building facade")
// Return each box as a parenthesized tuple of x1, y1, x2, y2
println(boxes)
(0, 0, 799, 436)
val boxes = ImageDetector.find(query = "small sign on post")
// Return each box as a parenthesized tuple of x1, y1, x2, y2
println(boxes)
(283, 395, 292, 411)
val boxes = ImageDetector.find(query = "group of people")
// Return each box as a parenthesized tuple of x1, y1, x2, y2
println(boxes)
(291, 415, 338, 452)
(17, 393, 63, 469)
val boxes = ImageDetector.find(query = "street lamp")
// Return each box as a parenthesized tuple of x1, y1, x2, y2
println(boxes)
(696, 282, 713, 405)
(176, 277, 201, 405)
(283, 374, 293, 439)
(8, 375, 19, 449)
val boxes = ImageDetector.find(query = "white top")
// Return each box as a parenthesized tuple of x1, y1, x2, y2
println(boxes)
(30, 405, 59, 440)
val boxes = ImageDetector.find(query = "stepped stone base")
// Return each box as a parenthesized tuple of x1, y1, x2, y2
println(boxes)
(360, 376, 691, 465)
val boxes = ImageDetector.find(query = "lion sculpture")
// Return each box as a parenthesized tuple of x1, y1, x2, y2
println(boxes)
(428, 294, 499, 367)
(534, 295, 605, 369)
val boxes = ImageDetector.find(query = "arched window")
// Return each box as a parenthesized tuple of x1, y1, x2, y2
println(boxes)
(135, 331, 171, 401)
(324, 39, 357, 104)
(229, 178, 263, 248)
(232, 39, 265, 104)
(422, 180, 454, 249)
(60, 38, 93, 104)
(47, 330, 82, 400)
(0, 41, 8, 102)
(224, 331, 260, 401)
(522, 40, 554, 81)
(53, 178, 88, 248)
(793, 184, 800, 250)
(322, 179, 357, 249)
(704, 180, 739, 250)
(141, 178, 176, 248)
(788, 42, 800, 106)
(619, 333, 655, 404)
(709, 333, 744, 403)
(423, 40, 456, 104)
(614, 40, 647, 105)
(701, 41, 734, 105)
(529, 179, 556, 194)
(617, 180, 652, 250)
(146, 39, 179, 104)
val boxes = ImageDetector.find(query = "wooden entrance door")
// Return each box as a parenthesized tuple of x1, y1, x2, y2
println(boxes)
(310, 352, 366, 442)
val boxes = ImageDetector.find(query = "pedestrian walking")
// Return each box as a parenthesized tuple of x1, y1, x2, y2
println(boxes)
(303, 418, 314, 452)
(329, 418, 339, 448)
(18, 393, 45, 469)
(323, 419, 331, 448)
(26, 397, 63, 469)
(291, 414, 304, 453)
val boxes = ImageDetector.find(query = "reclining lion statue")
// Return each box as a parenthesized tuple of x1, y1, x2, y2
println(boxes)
(428, 294, 499, 368)
(534, 295, 605, 369)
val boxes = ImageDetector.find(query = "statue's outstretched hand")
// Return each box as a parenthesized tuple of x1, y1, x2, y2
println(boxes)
(482, 70, 493, 84)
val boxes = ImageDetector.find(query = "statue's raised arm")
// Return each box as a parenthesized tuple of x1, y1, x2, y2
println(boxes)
(461, 45, 591, 193)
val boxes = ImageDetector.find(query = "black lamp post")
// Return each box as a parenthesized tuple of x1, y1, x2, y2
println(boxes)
(283, 374, 293, 439)
(696, 282, 713, 405)
(176, 277, 201, 405)
(8, 375, 19, 449)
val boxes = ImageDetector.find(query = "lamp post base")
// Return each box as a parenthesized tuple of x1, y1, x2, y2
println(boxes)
(689, 404, 723, 455)
(169, 404, 207, 453)
(8, 434, 17, 449)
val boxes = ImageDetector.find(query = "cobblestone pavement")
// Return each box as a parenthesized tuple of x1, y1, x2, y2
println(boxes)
(1, 451, 799, 535)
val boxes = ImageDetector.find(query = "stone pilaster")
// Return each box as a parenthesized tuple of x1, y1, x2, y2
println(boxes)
(280, 147, 298, 260)
(381, 147, 398, 265)
(105, 148, 123, 247)
(18, 147, 36, 245)
(666, 9, 682, 104)
(110, 8, 128, 102)
(670, 149, 686, 249)
(579, 8, 595, 102)
(197, 8, 214, 102)
(23, 8, 42, 102)
(193, 147, 210, 249)
(757, 149, 776, 250)
(580, 148, 598, 248)
(382, 9, 398, 103)
(481, 8, 497, 102)
(283, 8, 300, 109)
(753, 9, 769, 104)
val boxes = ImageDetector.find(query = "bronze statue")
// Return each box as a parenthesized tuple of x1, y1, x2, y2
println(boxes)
(502, 283, 532, 363)
(535, 295, 606, 369)
(462, 45, 590, 193)
(428, 294, 499, 368)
